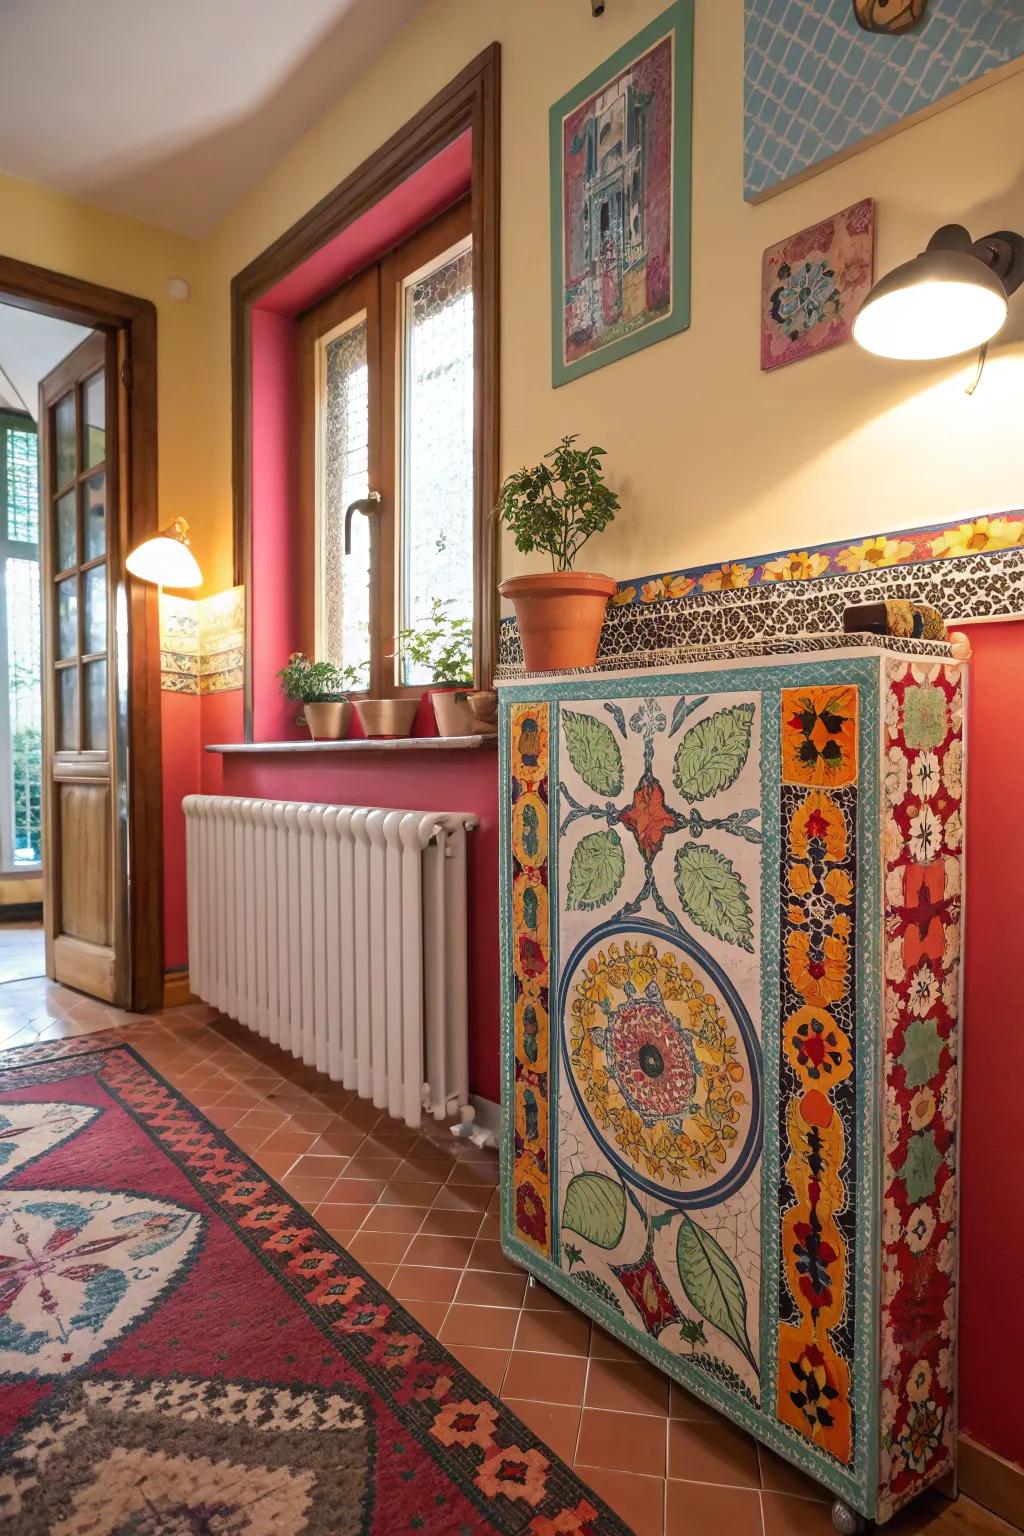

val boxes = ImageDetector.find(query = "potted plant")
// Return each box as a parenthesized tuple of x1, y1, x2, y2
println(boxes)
(496, 434, 620, 672)
(395, 598, 478, 737)
(276, 653, 363, 741)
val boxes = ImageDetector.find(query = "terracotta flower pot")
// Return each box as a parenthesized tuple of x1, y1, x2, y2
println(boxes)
(499, 572, 617, 672)
(304, 700, 349, 740)
(430, 688, 477, 738)
(354, 698, 419, 739)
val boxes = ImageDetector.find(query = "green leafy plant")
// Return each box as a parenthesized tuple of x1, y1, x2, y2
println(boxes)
(495, 434, 620, 572)
(276, 652, 366, 703)
(395, 598, 473, 685)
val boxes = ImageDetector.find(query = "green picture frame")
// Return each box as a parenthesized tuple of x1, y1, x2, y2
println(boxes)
(549, 0, 694, 388)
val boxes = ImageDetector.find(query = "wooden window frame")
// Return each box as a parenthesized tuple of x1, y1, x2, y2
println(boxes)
(297, 198, 476, 699)
(0, 252, 162, 1011)
(232, 44, 501, 735)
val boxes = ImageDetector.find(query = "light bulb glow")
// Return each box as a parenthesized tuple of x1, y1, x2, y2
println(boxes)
(853, 278, 1007, 360)
(126, 533, 202, 588)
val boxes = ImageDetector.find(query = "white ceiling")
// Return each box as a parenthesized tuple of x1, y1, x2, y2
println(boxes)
(0, 306, 93, 420)
(0, 0, 428, 237)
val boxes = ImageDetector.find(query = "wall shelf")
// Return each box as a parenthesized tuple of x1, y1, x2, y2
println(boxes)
(205, 735, 497, 755)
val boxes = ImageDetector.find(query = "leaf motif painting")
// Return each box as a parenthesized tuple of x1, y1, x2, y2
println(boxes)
(566, 830, 626, 911)
(562, 709, 624, 796)
(676, 1216, 758, 1371)
(675, 844, 754, 951)
(674, 704, 755, 800)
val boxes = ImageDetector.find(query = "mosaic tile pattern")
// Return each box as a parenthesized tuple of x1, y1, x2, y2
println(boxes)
(744, 0, 1024, 200)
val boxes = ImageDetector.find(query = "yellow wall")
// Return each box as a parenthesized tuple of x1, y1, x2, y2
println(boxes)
(0, 170, 206, 568)
(6, 1, 1024, 593)
(195, 0, 1024, 594)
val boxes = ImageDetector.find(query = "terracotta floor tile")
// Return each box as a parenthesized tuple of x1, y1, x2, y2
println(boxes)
(252, 1150, 297, 1179)
(381, 1180, 444, 1208)
(290, 1153, 351, 1180)
(419, 1208, 484, 1239)
(503, 1398, 582, 1464)
(585, 1359, 670, 1418)
(467, 1239, 521, 1275)
(363, 1131, 421, 1156)
(761, 1491, 837, 1536)
(576, 1407, 667, 1478)
(259, 1128, 320, 1155)
(523, 1282, 580, 1315)
(443, 1345, 510, 1393)
(404, 1233, 475, 1269)
(439, 1304, 521, 1351)
(360, 1205, 425, 1234)
(397, 1297, 451, 1334)
(307, 1131, 367, 1157)
(667, 1419, 760, 1489)
(224, 1124, 267, 1149)
(394, 1158, 456, 1184)
(325, 1177, 388, 1205)
(666, 1479, 763, 1536)
(590, 1327, 639, 1364)
(360, 1259, 397, 1288)
(668, 1382, 718, 1422)
(501, 1351, 588, 1406)
(571, 1467, 664, 1536)
(346, 1231, 414, 1265)
(515, 1308, 591, 1357)
(390, 1265, 462, 1304)
(446, 1158, 499, 1188)
(344, 1155, 404, 1182)
(431, 1183, 491, 1212)
(314, 1202, 374, 1232)
(455, 1269, 528, 1309)
(280, 1175, 338, 1204)
(758, 1446, 829, 1501)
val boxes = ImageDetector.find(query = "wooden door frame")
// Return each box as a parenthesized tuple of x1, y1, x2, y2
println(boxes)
(232, 42, 500, 738)
(0, 253, 162, 1011)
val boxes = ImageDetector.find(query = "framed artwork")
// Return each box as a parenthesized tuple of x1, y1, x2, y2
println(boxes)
(761, 199, 876, 372)
(744, 0, 1024, 202)
(550, 1, 694, 388)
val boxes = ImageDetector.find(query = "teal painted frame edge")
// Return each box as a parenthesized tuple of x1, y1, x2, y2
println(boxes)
(498, 656, 882, 1515)
(548, 0, 694, 389)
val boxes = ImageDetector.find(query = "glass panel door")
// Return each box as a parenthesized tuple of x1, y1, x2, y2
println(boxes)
(320, 314, 372, 685)
(0, 412, 42, 871)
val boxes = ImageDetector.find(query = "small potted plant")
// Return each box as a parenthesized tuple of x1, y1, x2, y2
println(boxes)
(276, 653, 362, 741)
(395, 598, 477, 737)
(496, 434, 620, 672)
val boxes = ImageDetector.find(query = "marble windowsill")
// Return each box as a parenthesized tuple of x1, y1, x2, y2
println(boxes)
(205, 735, 497, 755)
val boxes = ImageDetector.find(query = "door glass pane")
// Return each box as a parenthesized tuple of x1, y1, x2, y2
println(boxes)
(84, 473, 106, 559)
(84, 564, 106, 654)
(83, 658, 107, 749)
(321, 315, 370, 686)
(84, 371, 106, 467)
(400, 243, 474, 685)
(55, 392, 76, 488)
(5, 557, 42, 864)
(58, 666, 78, 751)
(5, 423, 39, 542)
(56, 490, 77, 571)
(57, 576, 78, 659)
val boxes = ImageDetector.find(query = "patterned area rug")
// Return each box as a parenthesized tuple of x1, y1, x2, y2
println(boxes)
(0, 1036, 627, 1536)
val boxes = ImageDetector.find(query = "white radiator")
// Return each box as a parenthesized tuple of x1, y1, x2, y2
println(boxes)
(183, 795, 478, 1128)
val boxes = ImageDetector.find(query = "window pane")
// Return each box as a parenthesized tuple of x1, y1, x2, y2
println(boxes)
(400, 244, 474, 685)
(55, 392, 76, 488)
(321, 317, 370, 684)
(84, 564, 106, 654)
(84, 473, 105, 558)
(56, 490, 77, 571)
(84, 658, 107, 749)
(5, 425, 38, 543)
(6, 557, 41, 864)
(57, 575, 78, 659)
(59, 666, 78, 751)
(84, 371, 105, 467)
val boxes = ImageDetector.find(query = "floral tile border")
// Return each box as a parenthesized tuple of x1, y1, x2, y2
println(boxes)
(160, 587, 244, 696)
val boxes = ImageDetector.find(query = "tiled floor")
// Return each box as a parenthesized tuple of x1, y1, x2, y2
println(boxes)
(0, 974, 1014, 1536)
(0, 920, 45, 983)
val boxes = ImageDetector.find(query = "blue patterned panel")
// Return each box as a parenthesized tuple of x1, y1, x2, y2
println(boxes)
(744, 0, 1024, 200)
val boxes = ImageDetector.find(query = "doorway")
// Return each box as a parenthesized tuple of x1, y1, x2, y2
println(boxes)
(0, 255, 162, 1012)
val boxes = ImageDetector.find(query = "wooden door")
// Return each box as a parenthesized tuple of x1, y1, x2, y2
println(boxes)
(39, 331, 127, 1003)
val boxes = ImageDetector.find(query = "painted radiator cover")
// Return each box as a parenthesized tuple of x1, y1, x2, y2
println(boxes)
(498, 645, 965, 1522)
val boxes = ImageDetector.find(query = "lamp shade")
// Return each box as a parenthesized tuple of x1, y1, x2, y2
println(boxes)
(126, 516, 202, 588)
(853, 245, 1008, 361)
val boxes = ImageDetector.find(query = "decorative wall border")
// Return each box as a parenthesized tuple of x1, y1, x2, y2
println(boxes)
(496, 522, 1024, 678)
(161, 586, 245, 696)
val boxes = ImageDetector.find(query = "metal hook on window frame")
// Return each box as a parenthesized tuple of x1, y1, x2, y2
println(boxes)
(344, 491, 382, 554)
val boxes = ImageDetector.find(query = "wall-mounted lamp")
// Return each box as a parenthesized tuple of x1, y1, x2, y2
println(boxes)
(126, 515, 203, 588)
(853, 223, 1024, 361)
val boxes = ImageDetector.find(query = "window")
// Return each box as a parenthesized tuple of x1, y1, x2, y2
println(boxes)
(0, 412, 42, 869)
(299, 199, 481, 695)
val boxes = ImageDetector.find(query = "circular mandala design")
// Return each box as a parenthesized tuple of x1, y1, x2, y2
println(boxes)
(560, 920, 762, 1210)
